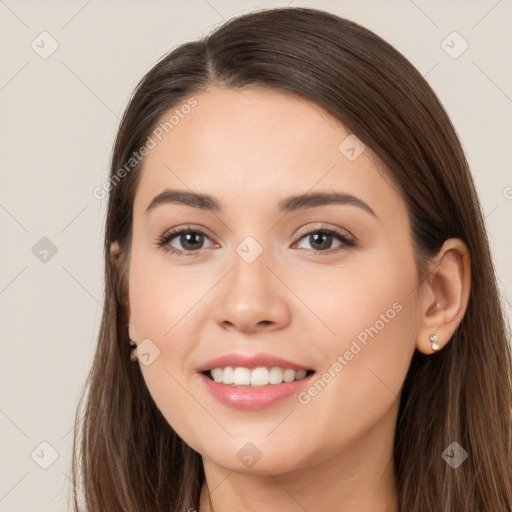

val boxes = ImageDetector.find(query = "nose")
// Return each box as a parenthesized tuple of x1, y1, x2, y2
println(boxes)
(213, 247, 291, 334)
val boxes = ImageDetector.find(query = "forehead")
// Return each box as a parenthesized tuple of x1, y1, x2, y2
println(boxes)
(148, 85, 349, 167)
(132, 86, 403, 221)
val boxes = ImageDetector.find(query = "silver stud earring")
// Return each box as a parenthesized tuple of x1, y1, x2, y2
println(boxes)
(429, 334, 439, 351)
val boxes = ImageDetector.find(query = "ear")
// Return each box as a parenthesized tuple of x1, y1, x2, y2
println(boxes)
(416, 238, 471, 354)
(110, 241, 137, 341)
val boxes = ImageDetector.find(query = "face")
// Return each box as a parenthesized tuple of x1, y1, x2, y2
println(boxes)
(125, 85, 421, 475)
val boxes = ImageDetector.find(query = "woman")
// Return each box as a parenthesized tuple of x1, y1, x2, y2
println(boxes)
(71, 6, 512, 511)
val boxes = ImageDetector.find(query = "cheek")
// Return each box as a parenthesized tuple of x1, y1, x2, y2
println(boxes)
(127, 249, 217, 445)
(292, 243, 417, 355)
(292, 251, 419, 450)
(294, 300, 417, 460)
(131, 282, 203, 437)
(321, 247, 418, 382)
(128, 245, 207, 343)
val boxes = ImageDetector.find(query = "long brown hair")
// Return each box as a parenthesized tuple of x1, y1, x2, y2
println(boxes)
(70, 7, 512, 511)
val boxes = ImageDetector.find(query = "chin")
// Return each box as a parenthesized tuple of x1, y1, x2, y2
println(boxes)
(197, 435, 317, 476)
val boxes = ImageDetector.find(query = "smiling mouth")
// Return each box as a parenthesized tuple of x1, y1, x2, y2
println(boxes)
(201, 367, 316, 386)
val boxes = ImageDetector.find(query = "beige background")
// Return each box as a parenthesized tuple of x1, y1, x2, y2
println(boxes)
(0, 0, 511, 510)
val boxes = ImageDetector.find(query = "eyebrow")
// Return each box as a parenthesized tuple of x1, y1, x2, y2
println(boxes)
(145, 188, 377, 217)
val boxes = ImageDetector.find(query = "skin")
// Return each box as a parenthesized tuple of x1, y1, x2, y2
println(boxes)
(112, 85, 471, 512)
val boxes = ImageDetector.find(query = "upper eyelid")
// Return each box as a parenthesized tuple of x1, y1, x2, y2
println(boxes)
(162, 225, 215, 243)
(295, 223, 353, 240)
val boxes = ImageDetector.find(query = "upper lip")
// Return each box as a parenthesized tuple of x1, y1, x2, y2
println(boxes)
(196, 352, 314, 373)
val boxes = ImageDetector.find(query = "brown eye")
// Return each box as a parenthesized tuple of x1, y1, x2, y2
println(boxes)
(157, 226, 214, 256)
(295, 228, 355, 254)
(173, 231, 206, 251)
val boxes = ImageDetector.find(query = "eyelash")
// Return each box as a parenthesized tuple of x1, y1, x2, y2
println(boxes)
(156, 224, 356, 257)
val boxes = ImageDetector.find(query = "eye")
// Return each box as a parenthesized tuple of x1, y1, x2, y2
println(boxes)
(294, 226, 355, 254)
(156, 225, 214, 256)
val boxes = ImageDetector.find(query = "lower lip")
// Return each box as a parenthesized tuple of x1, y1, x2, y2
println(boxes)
(198, 372, 315, 410)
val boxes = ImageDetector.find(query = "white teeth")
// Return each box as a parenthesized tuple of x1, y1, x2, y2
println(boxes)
(295, 370, 307, 380)
(283, 368, 296, 383)
(269, 367, 284, 384)
(250, 367, 269, 386)
(208, 366, 310, 386)
(223, 366, 234, 385)
(233, 367, 251, 385)
(211, 368, 223, 383)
